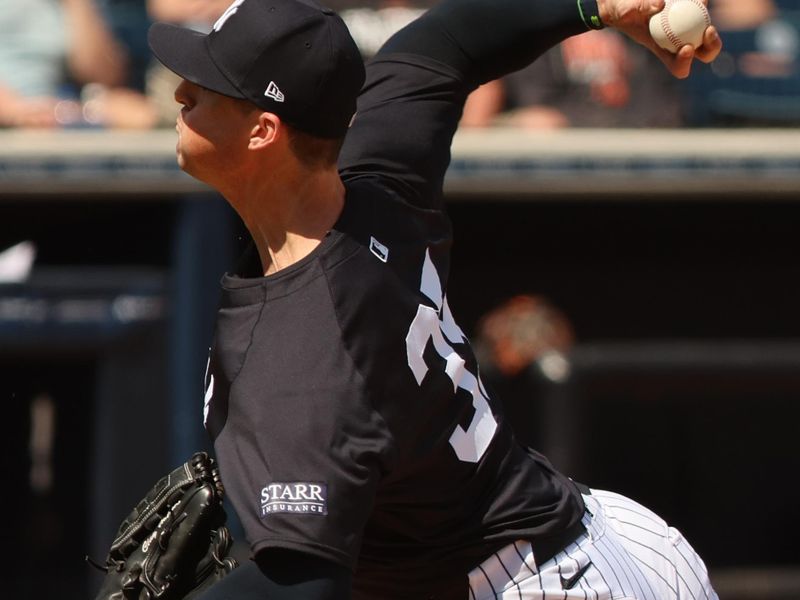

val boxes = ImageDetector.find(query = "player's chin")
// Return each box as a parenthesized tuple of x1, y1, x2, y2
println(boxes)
(175, 152, 196, 177)
(176, 155, 214, 188)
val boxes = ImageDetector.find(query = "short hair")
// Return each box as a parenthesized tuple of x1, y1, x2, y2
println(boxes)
(286, 126, 345, 169)
(228, 97, 343, 168)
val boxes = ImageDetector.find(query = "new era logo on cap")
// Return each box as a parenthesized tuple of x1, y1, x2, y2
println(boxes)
(265, 81, 285, 102)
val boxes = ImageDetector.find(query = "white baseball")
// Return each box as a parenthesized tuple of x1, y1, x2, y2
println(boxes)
(649, 0, 711, 54)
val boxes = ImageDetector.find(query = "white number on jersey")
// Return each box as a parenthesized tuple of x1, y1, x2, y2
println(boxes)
(405, 249, 497, 463)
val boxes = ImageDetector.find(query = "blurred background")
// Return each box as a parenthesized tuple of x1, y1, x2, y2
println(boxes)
(2, 0, 799, 597)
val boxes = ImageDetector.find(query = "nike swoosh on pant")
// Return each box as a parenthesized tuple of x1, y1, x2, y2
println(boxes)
(560, 561, 592, 590)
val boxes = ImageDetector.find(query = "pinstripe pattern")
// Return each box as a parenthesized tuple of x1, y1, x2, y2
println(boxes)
(467, 489, 718, 600)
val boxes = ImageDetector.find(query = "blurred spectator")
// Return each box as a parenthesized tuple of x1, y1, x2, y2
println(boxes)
(147, 0, 233, 29)
(711, 0, 777, 30)
(711, 0, 795, 77)
(473, 294, 575, 449)
(339, 1, 430, 59)
(684, 0, 800, 125)
(0, 0, 157, 129)
(462, 29, 683, 129)
(98, 0, 157, 92)
(474, 294, 574, 380)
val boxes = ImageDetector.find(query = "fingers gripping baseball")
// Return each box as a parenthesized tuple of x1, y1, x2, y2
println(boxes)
(597, 0, 721, 78)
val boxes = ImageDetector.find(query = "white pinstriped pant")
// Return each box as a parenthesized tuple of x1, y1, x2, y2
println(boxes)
(467, 489, 718, 600)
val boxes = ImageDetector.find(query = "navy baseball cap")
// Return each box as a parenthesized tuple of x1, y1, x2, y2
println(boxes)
(148, 0, 365, 138)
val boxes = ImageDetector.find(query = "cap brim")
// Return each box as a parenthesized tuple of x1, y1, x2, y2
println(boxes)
(148, 23, 245, 99)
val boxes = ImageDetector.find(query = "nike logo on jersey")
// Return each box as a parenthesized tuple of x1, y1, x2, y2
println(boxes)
(560, 561, 592, 590)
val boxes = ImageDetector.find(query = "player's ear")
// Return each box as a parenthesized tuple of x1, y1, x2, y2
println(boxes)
(248, 111, 283, 151)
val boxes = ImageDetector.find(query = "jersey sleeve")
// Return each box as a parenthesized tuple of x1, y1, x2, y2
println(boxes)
(338, 0, 587, 209)
(206, 260, 395, 571)
(338, 54, 469, 211)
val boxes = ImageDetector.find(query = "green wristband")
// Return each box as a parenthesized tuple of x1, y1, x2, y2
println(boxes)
(577, 0, 605, 30)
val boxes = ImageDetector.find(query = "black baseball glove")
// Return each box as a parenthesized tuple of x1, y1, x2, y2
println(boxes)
(90, 452, 239, 600)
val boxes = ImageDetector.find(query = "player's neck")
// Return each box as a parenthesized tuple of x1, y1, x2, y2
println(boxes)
(232, 165, 345, 276)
